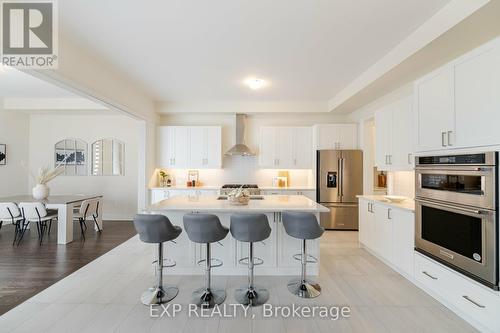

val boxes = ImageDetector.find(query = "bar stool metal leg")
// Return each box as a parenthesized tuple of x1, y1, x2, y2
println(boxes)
(287, 239, 321, 298)
(235, 242, 269, 306)
(191, 243, 226, 308)
(141, 243, 179, 305)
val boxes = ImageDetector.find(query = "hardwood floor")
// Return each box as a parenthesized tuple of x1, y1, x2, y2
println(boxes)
(0, 230, 477, 332)
(0, 221, 136, 315)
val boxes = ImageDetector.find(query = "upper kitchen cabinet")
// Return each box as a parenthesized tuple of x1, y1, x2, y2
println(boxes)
(158, 126, 222, 169)
(189, 126, 222, 168)
(259, 126, 312, 169)
(375, 96, 413, 171)
(454, 41, 500, 148)
(414, 66, 455, 152)
(313, 124, 358, 150)
(414, 37, 500, 152)
(158, 126, 190, 168)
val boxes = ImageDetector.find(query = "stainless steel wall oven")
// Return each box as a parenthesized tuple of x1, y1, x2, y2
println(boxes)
(415, 152, 498, 290)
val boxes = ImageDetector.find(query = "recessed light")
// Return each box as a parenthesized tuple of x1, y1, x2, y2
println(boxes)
(244, 77, 266, 90)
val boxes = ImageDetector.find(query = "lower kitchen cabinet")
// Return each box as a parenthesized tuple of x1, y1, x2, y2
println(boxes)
(358, 198, 414, 277)
(359, 198, 500, 333)
(415, 253, 500, 333)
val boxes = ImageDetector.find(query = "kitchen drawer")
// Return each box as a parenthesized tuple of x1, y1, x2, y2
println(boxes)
(415, 253, 500, 332)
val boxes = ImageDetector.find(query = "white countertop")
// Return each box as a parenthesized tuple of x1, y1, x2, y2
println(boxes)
(147, 195, 329, 213)
(357, 195, 415, 212)
(260, 186, 315, 191)
(150, 185, 315, 191)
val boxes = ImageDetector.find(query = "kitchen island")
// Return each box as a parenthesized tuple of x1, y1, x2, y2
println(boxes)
(145, 195, 329, 275)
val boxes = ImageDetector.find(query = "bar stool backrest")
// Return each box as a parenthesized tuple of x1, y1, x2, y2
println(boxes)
(183, 213, 228, 243)
(282, 211, 324, 240)
(0, 202, 21, 220)
(133, 214, 181, 243)
(19, 202, 48, 220)
(230, 213, 271, 242)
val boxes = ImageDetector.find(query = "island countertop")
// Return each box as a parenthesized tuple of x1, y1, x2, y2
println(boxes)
(147, 195, 329, 213)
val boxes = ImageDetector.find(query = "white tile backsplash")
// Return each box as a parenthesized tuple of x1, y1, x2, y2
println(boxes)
(160, 155, 313, 187)
(387, 171, 415, 198)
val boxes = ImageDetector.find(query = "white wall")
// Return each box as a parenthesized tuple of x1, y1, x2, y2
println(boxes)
(157, 112, 349, 186)
(0, 109, 30, 197)
(28, 114, 140, 220)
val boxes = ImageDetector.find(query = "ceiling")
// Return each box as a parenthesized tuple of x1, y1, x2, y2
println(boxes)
(0, 66, 77, 99)
(0, 66, 110, 113)
(59, 0, 451, 103)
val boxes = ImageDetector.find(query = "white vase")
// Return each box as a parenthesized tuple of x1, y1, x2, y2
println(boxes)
(32, 184, 50, 200)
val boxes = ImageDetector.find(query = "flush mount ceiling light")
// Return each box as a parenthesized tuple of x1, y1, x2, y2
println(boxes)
(244, 77, 266, 90)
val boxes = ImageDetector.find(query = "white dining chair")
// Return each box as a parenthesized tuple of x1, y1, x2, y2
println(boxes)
(73, 199, 101, 240)
(0, 202, 26, 245)
(19, 202, 58, 245)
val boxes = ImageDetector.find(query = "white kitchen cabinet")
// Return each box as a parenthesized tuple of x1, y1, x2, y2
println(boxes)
(293, 127, 313, 169)
(259, 127, 313, 169)
(277, 127, 294, 167)
(358, 199, 376, 248)
(454, 43, 500, 148)
(374, 204, 393, 262)
(358, 199, 414, 276)
(158, 126, 190, 168)
(414, 67, 455, 152)
(259, 127, 277, 168)
(391, 208, 414, 277)
(415, 253, 500, 333)
(414, 37, 500, 152)
(313, 124, 358, 150)
(375, 107, 393, 170)
(375, 96, 413, 171)
(158, 126, 221, 169)
(189, 126, 222, 168)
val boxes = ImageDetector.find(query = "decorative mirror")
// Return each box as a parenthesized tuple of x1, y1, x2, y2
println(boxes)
(91, 139, 125, 176)
(54, 139, 87, 176)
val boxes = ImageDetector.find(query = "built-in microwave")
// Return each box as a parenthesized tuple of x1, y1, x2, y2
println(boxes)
(415, 152, 498, 290)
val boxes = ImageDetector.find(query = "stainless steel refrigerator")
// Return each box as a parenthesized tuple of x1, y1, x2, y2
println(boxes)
(316, 150, 363, 230)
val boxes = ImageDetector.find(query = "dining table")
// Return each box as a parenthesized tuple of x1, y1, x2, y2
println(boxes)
(0, 194, 103, 244)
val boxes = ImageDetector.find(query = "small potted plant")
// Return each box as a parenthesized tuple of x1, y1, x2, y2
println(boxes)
(159, 170, 169, 187)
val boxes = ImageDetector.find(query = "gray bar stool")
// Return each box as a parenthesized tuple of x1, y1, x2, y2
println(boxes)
(282, 211, 324, 298)
(230, 213, 271, 306)
(183, 213, 229, 308)
(133, 214, 182, 305)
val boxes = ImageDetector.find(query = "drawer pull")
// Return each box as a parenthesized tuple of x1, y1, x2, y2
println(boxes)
(462, 295, 485, 308)
(422, 271, 438, 280)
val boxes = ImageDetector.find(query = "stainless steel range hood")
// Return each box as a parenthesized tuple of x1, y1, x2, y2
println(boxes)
(225, 114, 255, 156)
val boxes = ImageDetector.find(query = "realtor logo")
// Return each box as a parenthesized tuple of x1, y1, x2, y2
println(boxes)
(1, 0, 58, 68)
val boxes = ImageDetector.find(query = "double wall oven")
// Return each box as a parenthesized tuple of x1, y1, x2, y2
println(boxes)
(415, 152, 499, 290)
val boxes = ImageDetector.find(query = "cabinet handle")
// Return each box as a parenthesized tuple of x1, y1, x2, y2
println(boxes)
(387, 208, 392, 220)
(462, 295, 485, 309)
(441, 132, 447, 147)
(389, 155, 392, 165)
(447, 131, 453, 146)
(422, 271, 437, 280)
(408, 153, 412, 165)
(367, 203, 371, 213)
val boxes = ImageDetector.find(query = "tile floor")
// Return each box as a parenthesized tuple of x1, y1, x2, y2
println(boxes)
(0, 231, 477, 333)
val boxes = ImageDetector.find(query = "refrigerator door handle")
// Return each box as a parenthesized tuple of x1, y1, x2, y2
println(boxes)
(339, 158, 344, 197)
(337, 158, 342, 198)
